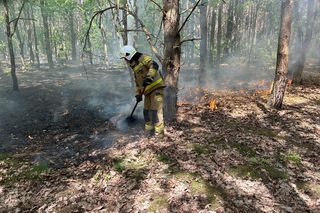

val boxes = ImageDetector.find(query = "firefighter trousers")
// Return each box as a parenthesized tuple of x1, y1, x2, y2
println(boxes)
(143, 88, 164, 135)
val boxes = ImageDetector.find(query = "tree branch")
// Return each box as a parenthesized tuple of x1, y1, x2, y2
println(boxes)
(178, 0, 202, 33)
(11, 0, 27, 37)
(83, 6, 163, 62)
(148, 0, 164, 14)
(9, 17, 36, 24)
(180, 38, 201, 44)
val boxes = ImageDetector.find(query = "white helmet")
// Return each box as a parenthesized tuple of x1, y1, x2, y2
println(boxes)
(120, 45, 137, 60)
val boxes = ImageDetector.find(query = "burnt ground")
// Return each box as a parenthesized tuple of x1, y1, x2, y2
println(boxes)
(0, 62, 319, 213)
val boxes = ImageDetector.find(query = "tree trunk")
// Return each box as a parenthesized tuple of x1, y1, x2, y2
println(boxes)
(25, 7, 35, 64)
(248, 2, 260, 64)
(292, 0, 316, 84)
(209, 7, 216, 67)
(3, 0, 19, 91)
(215, 2, 223, 71)
(163, 0, 181, 122)
(122, 0, 128, 45)
(31, 7, 40, 68)
(224, 0, 234, 59)
(69, 10, 77, 62)
(199, 0, 208, 85)
(40, 0, 54, 69)
(269, 0, 293, 109)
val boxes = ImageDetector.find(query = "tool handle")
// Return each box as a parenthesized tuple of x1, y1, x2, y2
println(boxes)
(129, 87, 146, 117)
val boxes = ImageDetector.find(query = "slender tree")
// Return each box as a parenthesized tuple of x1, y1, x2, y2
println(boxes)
(199, 0, 208, 85)
(40, 0, 54, 69)
(292, 0, 317, 84)
(269, 0, 293, 109)
(163, 0, 181, 122)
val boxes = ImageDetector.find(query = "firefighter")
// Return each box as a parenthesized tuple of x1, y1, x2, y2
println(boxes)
(120, 45, 165, 137)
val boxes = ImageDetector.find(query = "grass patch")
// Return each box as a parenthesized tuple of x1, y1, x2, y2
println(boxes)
(192, 143, 209, 155)
(112, 158, 125, 173)
(25, 163, 49, 180)
(284, 151, 302, 164)
(148, 194, 168, 212)
(230, 157, 288, 180)
(1, 162, 49, 186)
(93, 170, 112, 183)
(157, 154, 171, 164)
(0, 153, 12, 161)
(232, 143, 257, 157)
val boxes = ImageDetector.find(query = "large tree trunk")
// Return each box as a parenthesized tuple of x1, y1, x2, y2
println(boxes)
(69, 10, 77, 62)
(269, 0, 293, 109)
(40, 0, 54, 69)
(209, 7, 216, 67)
(3, 0, 19, 91)
(292, 0, 316, 84)
(163, 0, 181, 122)
(199, 0, 208, 85)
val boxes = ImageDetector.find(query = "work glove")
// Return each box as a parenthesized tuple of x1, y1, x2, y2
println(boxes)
(143, 77, 154, 87)
(135, 94, 142, 102)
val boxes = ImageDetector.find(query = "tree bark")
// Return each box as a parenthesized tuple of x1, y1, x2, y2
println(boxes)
(199, 0, 208, 85)
(3, 0, 19, 91)
(269, 0, 293, 109)
(163, 0, 181, 122)
(40, 0, 54, 69)
(292, 0, 316, 84)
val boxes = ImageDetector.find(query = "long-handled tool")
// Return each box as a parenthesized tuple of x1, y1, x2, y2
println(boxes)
(125, 87, 145, 124)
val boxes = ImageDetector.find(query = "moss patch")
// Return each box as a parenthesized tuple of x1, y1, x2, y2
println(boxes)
(148, 194, 168, 212)
(190, 179, 224, 209)
(230, 157, 288, 180)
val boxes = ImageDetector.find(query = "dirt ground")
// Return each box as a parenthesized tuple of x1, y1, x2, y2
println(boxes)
(0, 63, 319, 212)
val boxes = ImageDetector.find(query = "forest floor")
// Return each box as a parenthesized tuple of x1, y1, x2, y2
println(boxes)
(0, 63, 319, 212)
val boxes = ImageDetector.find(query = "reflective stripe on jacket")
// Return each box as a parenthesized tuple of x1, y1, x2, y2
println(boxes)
(129, 54, 165, 95)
